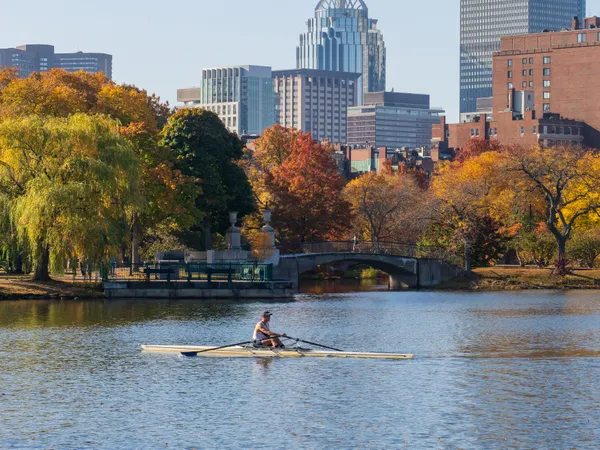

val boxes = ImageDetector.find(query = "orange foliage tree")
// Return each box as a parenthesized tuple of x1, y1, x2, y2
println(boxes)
(455, 138, 501, 163)
(265, 133, 350, 243)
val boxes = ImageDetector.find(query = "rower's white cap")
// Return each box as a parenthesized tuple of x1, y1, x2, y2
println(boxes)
(263, 311, 273, 316)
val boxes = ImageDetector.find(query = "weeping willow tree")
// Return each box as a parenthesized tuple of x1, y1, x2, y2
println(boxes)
(0, 113, 141, 280)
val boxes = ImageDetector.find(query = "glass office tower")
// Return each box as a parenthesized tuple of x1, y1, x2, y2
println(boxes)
(297, 0, 385, 104)
(178, 65, 274, 136)
(460, 0, 585, 114)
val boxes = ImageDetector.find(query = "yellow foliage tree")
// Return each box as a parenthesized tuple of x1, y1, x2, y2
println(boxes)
(343, 170, 424, 245)
(0, 114, 140, 280)
(504, 144, 600, 273)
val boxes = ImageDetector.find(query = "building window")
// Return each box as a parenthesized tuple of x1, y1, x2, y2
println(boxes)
(529, 58, 534, 64)
(544, 80, 551, 87)
(522, 70, 527, 76)
(578, 33, 587, 43)
(470, 128, 475, 137)
(522, 58, 527, 64)
(508, 82, 514, 89)
(544, 92, 551, 99)
(529, 69, 534, 76)
(522, 81, 527, 88)
(508, 59, 513, 67)
(529, 81, 534, 87)
(543, 103, 551, 112)
(494, 128, 498, 136)
(508, 71, 513, 78)
(543, 68, 551, 76)
(533, 125, 537, 134)
(543, 56, 551, 64)
(520, 126, 525, 135)
(475, 129, 480, 137)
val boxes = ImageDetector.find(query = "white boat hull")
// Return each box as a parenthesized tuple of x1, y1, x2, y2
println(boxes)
(141, 345, 413, 360)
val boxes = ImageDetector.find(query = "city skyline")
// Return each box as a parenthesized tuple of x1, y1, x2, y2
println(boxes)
(460, 0, 585, 114)
(3, 0, 600, 122)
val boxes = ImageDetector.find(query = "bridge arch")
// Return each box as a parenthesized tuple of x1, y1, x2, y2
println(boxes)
(275, 253, 419, 290)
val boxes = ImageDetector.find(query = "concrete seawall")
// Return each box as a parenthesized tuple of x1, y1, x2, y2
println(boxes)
(104, 280, 296, 300)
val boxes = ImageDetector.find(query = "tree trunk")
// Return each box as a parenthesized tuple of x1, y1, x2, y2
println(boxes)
(131, 214, 140, 265)
(464, 242, 472, 273)
(556, 236, 568, 276)
(203, 221, 212, 251)
(33, 244, 51, 281)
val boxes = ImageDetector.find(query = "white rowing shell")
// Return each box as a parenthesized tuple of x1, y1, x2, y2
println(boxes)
(140, 345, 413, 360)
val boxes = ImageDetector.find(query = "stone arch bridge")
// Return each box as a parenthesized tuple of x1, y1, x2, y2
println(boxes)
(273, 241, 461, 290)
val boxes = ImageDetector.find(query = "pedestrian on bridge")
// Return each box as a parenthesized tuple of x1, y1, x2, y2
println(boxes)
(353, 235, 360, 253)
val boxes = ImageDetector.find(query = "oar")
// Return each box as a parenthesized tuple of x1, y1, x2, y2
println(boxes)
(284, 336, 344, 352)
(181, 340, 254, 357)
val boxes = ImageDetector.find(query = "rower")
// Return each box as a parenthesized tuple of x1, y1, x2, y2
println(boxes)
(253, 311, 287, 348)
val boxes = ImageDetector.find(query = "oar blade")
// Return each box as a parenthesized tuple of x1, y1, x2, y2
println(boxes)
(181, 351, 199, 357)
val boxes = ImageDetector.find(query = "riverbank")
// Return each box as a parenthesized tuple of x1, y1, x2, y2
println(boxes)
(438, 267, 600, 291)
(0, 275, 103, 300)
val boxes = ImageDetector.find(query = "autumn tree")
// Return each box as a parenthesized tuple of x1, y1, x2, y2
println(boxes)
(265, 133, 350, 243)
(240, 125, 301, 247)
(455, 138, 501, 163)
(0, 114, 140, 280)
(0, 69, 197, 265)
(505, 145, 600, 273)
(343, 171, 424, 245)
(429, 152, 509, 271)
(160, 109, 255, 250)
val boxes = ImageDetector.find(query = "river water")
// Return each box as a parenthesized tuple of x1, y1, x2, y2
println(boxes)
(1, 288, 599, 449)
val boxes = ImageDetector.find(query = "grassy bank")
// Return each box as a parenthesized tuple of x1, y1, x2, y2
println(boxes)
(0, 275, 104, 300)
(438, 267, 600, 291)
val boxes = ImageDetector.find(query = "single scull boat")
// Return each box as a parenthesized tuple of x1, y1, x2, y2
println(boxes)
(140, 344, 414, 360)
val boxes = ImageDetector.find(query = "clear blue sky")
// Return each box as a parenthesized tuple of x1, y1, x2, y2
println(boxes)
(2, 0, 600, 122)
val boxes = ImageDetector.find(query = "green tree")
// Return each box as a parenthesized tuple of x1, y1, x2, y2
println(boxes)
(0, 114, 140, 280)
(160, 109, 255, 249)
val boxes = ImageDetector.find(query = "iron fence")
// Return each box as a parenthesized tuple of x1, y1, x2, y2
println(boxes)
(106, 262, 273, 283)
(276, 241, 450, 260)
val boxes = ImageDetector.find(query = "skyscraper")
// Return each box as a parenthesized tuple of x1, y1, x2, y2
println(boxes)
(460, 0, 585, 114)
(177, 65, 275, 136)
(273, 68, 359, 143)
(297, 0, 385, 104)
(0, 44, 112, 79)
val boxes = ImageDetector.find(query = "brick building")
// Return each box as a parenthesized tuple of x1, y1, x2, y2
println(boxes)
(493, 16, 600, 147)
(330, 143, 435, 179)
(435, 17, 598, 153)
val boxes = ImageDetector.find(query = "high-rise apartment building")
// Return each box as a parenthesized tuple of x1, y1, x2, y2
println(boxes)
(460, 0, 585, 114)
(347, 92, 443, 149)
(273, 68, 359, 143)
(0, 44, 112, 79)
(297, 0, 385, 104)
(177, 65, 275, 136)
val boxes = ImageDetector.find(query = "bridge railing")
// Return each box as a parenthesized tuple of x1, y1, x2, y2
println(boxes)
(276, 241, 448, 260)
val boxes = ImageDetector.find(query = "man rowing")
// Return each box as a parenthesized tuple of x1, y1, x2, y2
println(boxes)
(253, 311, 287, 348)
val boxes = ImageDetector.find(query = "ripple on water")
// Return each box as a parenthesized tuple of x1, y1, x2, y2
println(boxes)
(0, 291, 599, 448)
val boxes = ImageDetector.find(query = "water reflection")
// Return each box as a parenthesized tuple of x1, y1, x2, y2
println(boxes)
(1, 291, 599, 448)
(300, 278, 387, 294)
